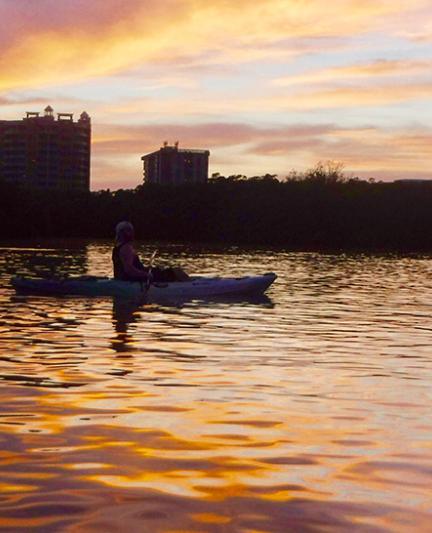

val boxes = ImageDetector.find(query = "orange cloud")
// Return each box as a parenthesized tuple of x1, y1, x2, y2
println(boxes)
(272, 60, 432, 87)
(390, 5, 432, 42)
(250, 126, 432, 177)
(0, 0, 429, 91)
(284, 83, 432, 109)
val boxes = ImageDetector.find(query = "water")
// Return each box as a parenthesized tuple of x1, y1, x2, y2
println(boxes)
(0, 241, 432, 532)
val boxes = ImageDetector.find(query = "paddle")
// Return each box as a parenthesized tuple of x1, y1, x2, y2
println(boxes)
(145, 250, 158, 291)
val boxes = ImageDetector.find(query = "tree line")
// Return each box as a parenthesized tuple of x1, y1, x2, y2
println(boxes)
(1, 162, 432, 251)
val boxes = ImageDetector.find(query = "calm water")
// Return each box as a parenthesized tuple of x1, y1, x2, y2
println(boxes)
(0, 241, 432, 532)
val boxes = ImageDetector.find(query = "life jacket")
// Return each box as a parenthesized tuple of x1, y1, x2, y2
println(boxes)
(112, 243, 146, 281)
(112, 243, 180, 282)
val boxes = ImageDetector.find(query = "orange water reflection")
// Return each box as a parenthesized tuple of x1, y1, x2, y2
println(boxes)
(1, 243, 432, 531)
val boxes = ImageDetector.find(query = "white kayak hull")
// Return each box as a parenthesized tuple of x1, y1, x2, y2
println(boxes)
(12, 273, 277, 301)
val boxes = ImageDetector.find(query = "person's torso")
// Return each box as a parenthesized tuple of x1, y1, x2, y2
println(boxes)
(112, 243, 146, 280)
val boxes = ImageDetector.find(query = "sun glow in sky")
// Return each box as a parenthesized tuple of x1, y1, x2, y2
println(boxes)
(1, 0, 432, 189)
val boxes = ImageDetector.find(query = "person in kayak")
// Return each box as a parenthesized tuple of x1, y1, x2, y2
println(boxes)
(112, 221, 189, 282)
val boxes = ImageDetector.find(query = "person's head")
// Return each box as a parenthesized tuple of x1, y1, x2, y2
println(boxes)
(115, 221, 134, 244)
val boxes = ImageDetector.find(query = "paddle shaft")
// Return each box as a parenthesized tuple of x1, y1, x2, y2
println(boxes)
(145, 250, 158, 290)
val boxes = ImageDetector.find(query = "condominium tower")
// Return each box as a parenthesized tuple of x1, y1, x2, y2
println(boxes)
(141, 142, 210, 185)
(0, 106, 91, 191)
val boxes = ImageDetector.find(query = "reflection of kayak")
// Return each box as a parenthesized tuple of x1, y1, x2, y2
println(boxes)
(11, 273, 277, 300)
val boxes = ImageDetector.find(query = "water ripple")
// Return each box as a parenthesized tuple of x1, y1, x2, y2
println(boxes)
(0, 243, 432, 531)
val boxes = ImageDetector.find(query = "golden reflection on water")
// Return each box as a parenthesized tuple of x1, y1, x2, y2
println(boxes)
(1, 243, 432, 531)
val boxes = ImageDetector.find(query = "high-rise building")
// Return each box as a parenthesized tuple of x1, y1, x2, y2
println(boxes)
(0, 106, 91, 191)
(141, 142, 210, 185)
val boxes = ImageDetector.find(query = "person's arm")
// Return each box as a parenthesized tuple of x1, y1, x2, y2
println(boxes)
(119, 244, 149, 280)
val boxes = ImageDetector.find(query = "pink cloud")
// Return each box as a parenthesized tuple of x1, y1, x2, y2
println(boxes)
(91, 157, 141, 190)
(249, 125, 432, 178)
(92, 122, 340, 155)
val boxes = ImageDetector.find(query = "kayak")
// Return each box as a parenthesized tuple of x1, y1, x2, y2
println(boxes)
(11, 273, 277, 301)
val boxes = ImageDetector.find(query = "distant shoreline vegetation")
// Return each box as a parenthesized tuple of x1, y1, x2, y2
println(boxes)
(2, 162, 432, 251)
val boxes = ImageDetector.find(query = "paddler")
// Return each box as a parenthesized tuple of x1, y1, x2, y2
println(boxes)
(112, 221, 189, 282)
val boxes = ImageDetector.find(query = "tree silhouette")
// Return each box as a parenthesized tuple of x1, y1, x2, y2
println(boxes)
(2, 163, 432, 251)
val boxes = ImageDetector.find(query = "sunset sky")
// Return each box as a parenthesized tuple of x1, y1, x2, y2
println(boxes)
(1, 0, 432, 190)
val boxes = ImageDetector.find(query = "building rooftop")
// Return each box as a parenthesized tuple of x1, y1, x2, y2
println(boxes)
(0, 108, 90, 124)
(141, 143, 210, 159)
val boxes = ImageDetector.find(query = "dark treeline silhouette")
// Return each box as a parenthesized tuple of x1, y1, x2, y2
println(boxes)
(2, 162, 432, 251)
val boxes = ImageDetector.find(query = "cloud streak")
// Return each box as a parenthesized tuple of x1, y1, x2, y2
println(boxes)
(95, 81, 432, 119)
(272, 59, 432, 87)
